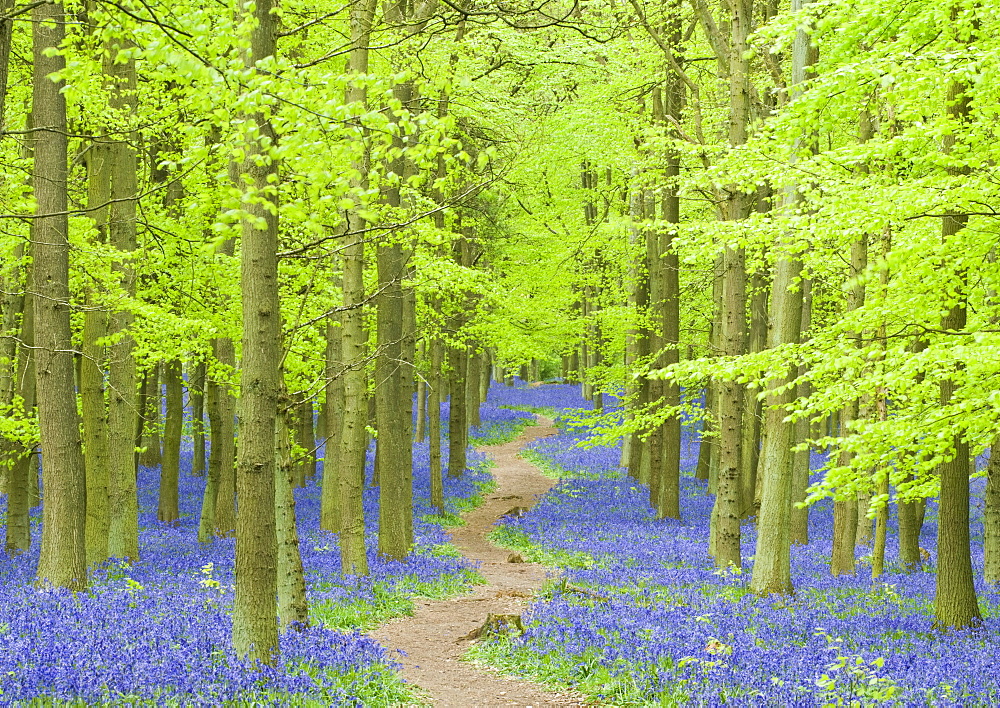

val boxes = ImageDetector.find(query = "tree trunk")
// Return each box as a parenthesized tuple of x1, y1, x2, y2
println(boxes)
(376, 218, 413, 559)
(984, 438, 1000, 584)
(295, 399, 316, 485)
(212, 338, 237, 536)
(479, 351, 491, 403)
(81, 136, 113, 568)
(429, 335, 444, 513)
(712, 0, 752, 564)
(32, 0, 87, 590)
(321, 307, 344, 532)
(232, 0, 281, 663)
(276, 402, 309, 631)
(750, 0, 816, 597)
(741, 267, 768, 517)
(790, 279, 812, 545)
(415, 340, 427, 443)
(831, 399, 860, 576)
(707, 254, 723, 493)
(157, 359, 182, 524)
(467, 349, 482, 429)
(897, 473, 922, 573)
(105, 46, 139, 561)
(3, 241, 34, 556)
(447, 342, 468, 478)
(626, 168, 649, 482)
(337, 0, 377, 577)
(140, 364, 162, 467)
(191, 360, 207, 476)
(655, 66, 683, 520)
(933, 55, 979, 627)
(198, 359, 222, 543)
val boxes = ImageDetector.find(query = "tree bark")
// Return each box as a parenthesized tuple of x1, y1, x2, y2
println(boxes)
(295, 399, 316, 485)
(191, 360, 207, 476)
(32, 0, 87, 590)
(711, 0, 752, 567)
(467, 348, 482, 429)
(790, 279, 812, 544)
(212, 338, 237, 536)
(933, 38, 980, 628)
(3, 238, 34, 555)
(447, 342, 468, 479)
(105, 46, 139, 561)
(157, 359, 182, 524)
(376, 210, 413, 559)
(82, 141, 112, 567)
(276, 401, 308, 631)
(429, 334, 444, 513)
(321, 305, 344, 532)
(741, 266, 768, 517)
(232, 0, 281, 663)
(415, 339, 427, 443)
(985, 438, 1000, 584)
(655, 60, 683, 520)
(337, 0, 377, 576)
(140, 364, 162, 467)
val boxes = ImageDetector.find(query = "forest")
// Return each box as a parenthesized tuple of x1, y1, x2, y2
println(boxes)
(1, 0, 999, 703)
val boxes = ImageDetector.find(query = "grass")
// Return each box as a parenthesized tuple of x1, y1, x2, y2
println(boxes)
(499, 404, 558, 417)
(466, 639, 666, 707)
(469, 417, 536, 446)
(488, 526, 598, 570)
(518, 448, 623, 481)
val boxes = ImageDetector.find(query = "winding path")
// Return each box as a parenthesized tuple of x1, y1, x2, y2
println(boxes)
(369, 416, 589, 707)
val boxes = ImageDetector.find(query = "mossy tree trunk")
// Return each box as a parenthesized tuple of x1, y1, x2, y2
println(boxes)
(32, 0, 87, 590)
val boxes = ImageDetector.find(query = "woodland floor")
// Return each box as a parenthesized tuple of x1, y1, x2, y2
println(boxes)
(369, 416, 592, 707)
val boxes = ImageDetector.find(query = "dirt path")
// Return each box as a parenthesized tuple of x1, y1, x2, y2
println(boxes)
(369, 416, 589, 707)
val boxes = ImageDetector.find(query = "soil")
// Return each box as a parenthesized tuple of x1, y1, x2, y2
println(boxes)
(369, 416, 592, 707)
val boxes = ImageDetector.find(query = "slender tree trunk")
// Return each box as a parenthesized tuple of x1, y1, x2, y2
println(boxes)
(321, 307, 344, 532)
(157, 359, 182, 524)
(429, 335, 444, 513)
(232, 0, 281, 663)
(198, 361, 222, 543)
(447, 342, 468, 478)
(376, 215, 413, 560)
(81, 138, 112, 568)
(32, 0, 87, 589)
(656, 63, 683, 520)
(3, 243, 34, 555)
(0, 0, 13, 133)
(191, 360, 207, 476)
(750, 0, 816, 596)
(790, 279, 812, 545)
(712, 0, 752, 566)
(831, 230, 868, 575)
(984, 438, 1000, 584)
(415, 340, 427, 443)
(199, 340, 233, 542)
(741, 267, 768, 517)
(105, 46, 139, 561)
(467, 349, 482, 429)
(337, 0, 377, 577)
(626, 168, 649, 482)
(871, 398, 890, 578)
(140, 364, 162, 467)
(897, 472, 922, 572)
(212, 338, 237, 536)
(276, 402, 309, 631)
(479, 351, 491, 403)
(296, 399, 316, 485)
(830, 400, 860, 576)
